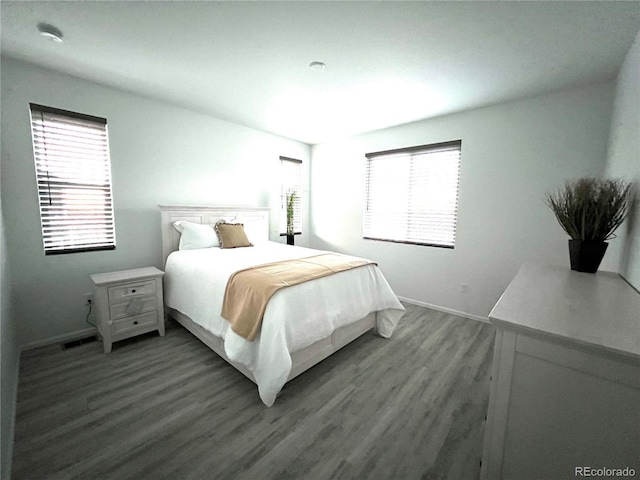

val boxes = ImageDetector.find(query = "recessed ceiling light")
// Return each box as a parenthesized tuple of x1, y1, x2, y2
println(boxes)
(309, 61, 326, 72)
(37, 23, 63, 43)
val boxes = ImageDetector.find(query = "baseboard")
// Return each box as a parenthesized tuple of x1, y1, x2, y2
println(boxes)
(21, 327, 98, 351)
(19, 303, 488, 350)
(397, 296, 490, 324)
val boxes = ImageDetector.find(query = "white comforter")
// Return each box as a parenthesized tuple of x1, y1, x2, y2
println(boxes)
(164, 241, 404, 406)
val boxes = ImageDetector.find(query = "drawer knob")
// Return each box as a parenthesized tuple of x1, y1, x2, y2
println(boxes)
(132, 289, 137, 293)
(133, 321, 138, 325)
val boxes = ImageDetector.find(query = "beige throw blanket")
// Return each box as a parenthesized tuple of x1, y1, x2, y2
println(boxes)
(221, 253, 376, 341)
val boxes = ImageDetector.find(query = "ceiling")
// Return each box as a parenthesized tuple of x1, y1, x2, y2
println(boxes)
(2, 1, 639, 145)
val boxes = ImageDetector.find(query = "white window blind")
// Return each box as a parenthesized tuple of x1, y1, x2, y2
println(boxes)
(364, 140, 461, 248)
(29, 104, 116, 255)
(279, 157, 302, 235)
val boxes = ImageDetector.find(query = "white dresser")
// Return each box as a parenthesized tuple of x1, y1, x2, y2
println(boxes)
(90, 267, 165, 354)
(481, 263, 640, 480)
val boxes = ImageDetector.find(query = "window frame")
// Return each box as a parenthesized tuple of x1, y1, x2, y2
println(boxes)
(279, 156, 303, 236)
(363, 140, 462, 249)
(29, 103, 116, 255)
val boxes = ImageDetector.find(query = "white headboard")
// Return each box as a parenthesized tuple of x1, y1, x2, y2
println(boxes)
(159, 205, 271, 267)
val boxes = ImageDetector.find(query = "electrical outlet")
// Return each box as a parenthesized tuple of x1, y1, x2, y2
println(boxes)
(84, 293, 94, 305)
(461, 283, 469, 294)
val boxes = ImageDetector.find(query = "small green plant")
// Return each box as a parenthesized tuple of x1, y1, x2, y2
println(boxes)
(544, 177, 632, 241)
(286, 189, 297, 236)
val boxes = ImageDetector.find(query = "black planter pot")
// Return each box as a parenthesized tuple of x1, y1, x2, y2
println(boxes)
(286, 234, 295, 245)
(568, 240, 608, 273)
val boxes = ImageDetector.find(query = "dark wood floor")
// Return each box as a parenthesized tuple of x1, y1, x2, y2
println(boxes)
(12, 303, 495, 480)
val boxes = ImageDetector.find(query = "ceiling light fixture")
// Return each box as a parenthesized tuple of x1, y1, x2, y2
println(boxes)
(37, 23, 63, 43)
(309, 61, 326, 72)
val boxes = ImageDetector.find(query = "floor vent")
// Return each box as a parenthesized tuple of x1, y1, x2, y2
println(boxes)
(61, 336, 98, 350)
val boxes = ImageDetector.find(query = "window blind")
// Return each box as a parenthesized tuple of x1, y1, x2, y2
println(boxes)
(29, 104, 116, 255)
(364, 140, 461, 248)
(279, 157, 302, 235)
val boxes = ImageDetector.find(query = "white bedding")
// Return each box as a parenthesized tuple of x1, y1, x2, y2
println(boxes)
(164, 241, 405, 406)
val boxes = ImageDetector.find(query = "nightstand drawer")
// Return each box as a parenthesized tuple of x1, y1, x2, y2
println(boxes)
(111, 311, 158, 335)
(109, 296, 157, 320)
(108, 280, 156, 303)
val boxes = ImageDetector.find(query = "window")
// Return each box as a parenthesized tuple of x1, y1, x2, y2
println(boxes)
(363, 140, 461, 248)
(29, 104, 116, 255)
(279, 156, 302, 235)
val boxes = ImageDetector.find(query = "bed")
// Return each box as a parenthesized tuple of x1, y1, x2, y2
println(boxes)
(160, 205, 405, 406)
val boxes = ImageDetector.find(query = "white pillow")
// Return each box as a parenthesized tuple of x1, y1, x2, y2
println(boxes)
(242, 219, 266, 245)
(173, 221, 219, 250)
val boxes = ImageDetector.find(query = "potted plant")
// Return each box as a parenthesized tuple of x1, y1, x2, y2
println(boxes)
(286, 189, 297, 245)
(544, 177, 632, 273)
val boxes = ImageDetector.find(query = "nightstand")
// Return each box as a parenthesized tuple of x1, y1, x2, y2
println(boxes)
(90, 267, 165, 354)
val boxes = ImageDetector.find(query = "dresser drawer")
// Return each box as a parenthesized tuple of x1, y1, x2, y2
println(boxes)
(108, 280, 156, 303)
(109, 296, 157, 320)
(110, 311, 158, 336)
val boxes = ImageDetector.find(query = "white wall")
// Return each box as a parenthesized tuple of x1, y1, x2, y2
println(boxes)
(1, 135, 19, 480)
(604, 29, 640, 291)
(1, 57, 310, 348)
(310, 82, 615, 319)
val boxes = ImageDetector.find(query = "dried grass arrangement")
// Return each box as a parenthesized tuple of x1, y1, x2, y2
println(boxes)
(544, 177, 631, 242)
(544, 177, 632, 273)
